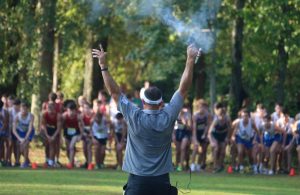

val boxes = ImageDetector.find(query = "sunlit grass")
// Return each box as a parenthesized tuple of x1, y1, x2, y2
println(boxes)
(0, 169, 300, 195)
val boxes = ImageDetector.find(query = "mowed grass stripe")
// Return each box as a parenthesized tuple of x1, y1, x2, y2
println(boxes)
(0, 169, 300, 195)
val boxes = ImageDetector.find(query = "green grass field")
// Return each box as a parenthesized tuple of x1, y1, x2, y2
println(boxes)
(0, 168, 300, 195)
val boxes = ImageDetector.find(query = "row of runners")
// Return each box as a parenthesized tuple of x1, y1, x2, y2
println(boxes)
(1, 91, 300, 175)
(175, 101, 300, 175)
(0, 91, 128, 170)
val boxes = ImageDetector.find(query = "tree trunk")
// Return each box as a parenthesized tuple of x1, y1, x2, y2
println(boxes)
(31, 0, 56, 128)
(230, 0, 245, 118)
(52, 34, 59, 92)
(83, 31, 94, 103)
(39, 0, 56, 101)
(275, 4, 290, 104)
(209, 45, 217, 113)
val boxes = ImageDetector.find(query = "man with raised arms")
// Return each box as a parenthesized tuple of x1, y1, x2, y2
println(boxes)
(92, 44, 198, 195)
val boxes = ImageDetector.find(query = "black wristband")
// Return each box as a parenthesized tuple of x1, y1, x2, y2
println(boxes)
(101, 67, 108, 72)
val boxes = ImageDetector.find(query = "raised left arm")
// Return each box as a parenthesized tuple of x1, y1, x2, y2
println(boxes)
(92, 45, 121, 104)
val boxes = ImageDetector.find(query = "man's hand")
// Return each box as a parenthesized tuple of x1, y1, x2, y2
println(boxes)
(187, 44, 199, 61)
(91, 43, 121, 103)
(178, 44, 199, 98)
(92, 44, 107, 68)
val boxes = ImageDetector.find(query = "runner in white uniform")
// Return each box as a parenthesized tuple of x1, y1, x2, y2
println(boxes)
(92, 111, 110, 169)
(232, 109, 260, 174)
(277, 109, 294, 174)
(112, 112, 127, 170)
(12, 102, 35, 168)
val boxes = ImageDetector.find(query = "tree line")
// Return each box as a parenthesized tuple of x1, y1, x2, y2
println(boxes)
(1, 0, 300, 123)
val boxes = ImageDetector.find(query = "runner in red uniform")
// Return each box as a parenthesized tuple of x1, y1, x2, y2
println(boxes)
(41, 102, 62, 167)
(62, 101, 83, 168)
(81, 102, 94, 169)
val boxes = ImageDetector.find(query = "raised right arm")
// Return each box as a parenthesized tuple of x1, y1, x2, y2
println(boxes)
(178, 45, 199, 98)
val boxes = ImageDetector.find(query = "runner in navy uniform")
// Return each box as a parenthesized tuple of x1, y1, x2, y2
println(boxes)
(173, 106, 192, 171)
(208, 102, 232, 173)
(190, 99, 212, 172)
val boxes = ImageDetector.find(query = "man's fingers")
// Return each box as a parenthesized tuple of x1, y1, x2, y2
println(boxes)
(92, 50, 101, 55)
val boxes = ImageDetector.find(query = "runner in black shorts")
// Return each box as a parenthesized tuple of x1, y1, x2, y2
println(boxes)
(112, 112, 127, 170)
(293, 120, 300, 172)
(41, 102, 61, 167)
(92, 111, 110, 169)
(62, 101, 83, 169)
(190, 99, 212, 172)
(208, 102, 232, 173)
(173, 106, 192, 171)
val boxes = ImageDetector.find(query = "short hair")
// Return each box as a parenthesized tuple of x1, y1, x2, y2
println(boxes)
(196, 99, 208, 107)
(56, 91, 64, 99)
(214, 102, 224, 110)
(0, 100, 3, 109)
(14, 99, 21, 105)
(67, 101, 77, 110)
(256, 103, 264, 110)
(282, 108, 289, 115)
(264, 114, 272, 121)
(49, 92, 57, 102)
(8, 95, 15, 101)
(142, 86, 162, 105)
(239, 108, 250, 116)
(21, 101, 30, 108)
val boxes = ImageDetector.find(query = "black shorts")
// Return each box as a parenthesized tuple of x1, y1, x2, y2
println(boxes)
(47, 126, 56, 137)
(212, 131, 228, 143)
(115, 132, 122, 143)
(64, 128, 80, 141)
(94, 137, 107, 145)
(123, 173, 177, 195)
(196, 130, 208, 144)
(175, 129, 191, 142)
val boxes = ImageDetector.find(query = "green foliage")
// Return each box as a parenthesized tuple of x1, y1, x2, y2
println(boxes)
(1, 0, 300, 115)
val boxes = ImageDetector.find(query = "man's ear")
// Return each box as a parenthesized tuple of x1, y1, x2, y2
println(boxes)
(159, 101, 164, 107)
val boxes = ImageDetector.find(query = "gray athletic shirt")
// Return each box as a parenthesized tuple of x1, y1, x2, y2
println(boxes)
(118, 90, 184, 176)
